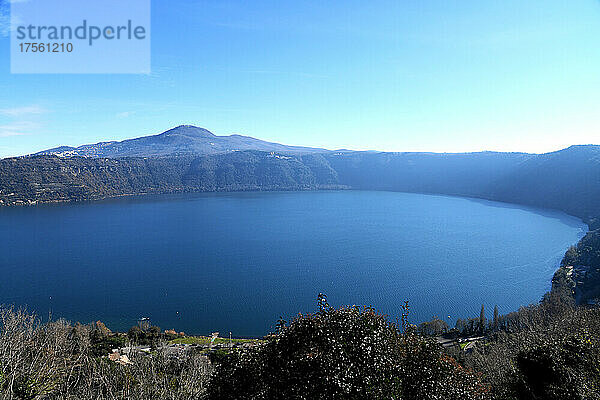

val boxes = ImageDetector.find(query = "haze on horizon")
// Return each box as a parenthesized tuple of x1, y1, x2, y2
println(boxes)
(1, 0, 600, 158)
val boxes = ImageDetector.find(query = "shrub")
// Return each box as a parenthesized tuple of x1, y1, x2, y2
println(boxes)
(207, 296, 489, 399)
(512, 332, 600, 400)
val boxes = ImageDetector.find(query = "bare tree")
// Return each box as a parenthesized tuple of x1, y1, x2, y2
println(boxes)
(0, 306, 211, 399)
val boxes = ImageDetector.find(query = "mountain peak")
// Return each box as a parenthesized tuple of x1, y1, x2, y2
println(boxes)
(160, 125, 216, 138)
(32, 125, 328, 158)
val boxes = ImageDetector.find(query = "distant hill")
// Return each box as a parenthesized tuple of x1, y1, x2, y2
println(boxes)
(488, 145, 600, 223)
(33, 125, 329, 158)
(324, 151, 531, 198)
(323, 145, 600, 223)
(10, 129, 600, 224)
(0, 152, 344, 206)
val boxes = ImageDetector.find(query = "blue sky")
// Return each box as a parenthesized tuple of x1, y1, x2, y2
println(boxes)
(0, 0, 600, 157)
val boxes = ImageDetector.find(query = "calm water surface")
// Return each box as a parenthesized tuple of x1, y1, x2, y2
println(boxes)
(0, 191, 587, 336)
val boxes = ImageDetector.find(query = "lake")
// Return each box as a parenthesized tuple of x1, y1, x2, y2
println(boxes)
(0, 191, 587, 336)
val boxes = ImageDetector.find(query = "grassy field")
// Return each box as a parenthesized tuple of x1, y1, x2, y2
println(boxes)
(169, 336, 262, 346)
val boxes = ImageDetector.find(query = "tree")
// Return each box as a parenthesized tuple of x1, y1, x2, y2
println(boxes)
(128, 325, 142, 342)
(512, 333, 600, 400)
(561, 245, 579, 266)
(479, 305, 486, 334)
(0, 307, 211, 399)
(455, 318, 467, 334)
(493, 306, 499, 331)
(148, 326, 161, 336)
(418, 316, 449, 336)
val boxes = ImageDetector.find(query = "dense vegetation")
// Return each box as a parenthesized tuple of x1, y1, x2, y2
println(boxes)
(326, 145, 600, 223)
(552, 230, 600, 305)
(0, 152, 343, 206)
(208, 296, 489, 400)
(3, 288, 600, 400)
(0, 307, 210, 399)
(462, 297, 600, 400)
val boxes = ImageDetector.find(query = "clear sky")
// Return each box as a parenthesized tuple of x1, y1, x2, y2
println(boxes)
(1, 0, 600, 158)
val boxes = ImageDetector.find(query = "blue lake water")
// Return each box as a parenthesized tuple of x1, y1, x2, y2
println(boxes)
(0, 191, 587, 336)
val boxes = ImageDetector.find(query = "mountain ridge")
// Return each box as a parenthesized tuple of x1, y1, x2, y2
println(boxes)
(32, 124, 600, 160)
(33, 125, 329, 158)
(8, 126, 600, 225)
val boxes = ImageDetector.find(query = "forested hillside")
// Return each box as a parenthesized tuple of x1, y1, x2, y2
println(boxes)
(488, 145, 600, 224)
(324, 151, 529, 198)
(3, 145, 600, 226)
(324, 145, 600, 224)
(0, 152, 342, 206)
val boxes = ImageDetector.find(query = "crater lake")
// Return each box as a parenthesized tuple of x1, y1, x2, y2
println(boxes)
(0, 191, 587, 336)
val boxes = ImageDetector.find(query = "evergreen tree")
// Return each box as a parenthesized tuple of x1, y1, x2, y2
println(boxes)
(493, 305, 499, 331)
(479, 304, 486, 334)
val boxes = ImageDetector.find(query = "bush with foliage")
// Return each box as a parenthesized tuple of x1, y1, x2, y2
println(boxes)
(207, 295, 489, 400)
(512, 332, 600, 400)
(463, 299, 600, 400)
